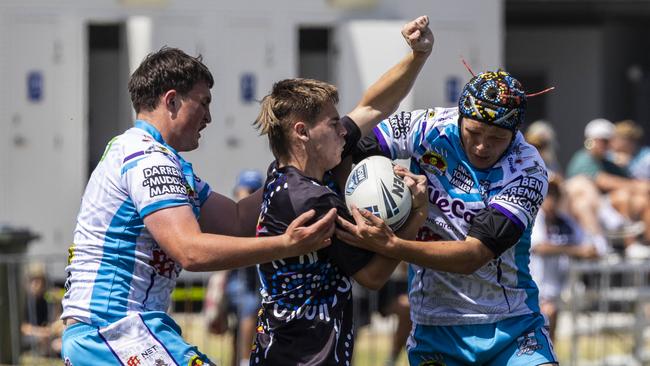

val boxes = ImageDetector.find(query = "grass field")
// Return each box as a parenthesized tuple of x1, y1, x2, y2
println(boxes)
(16, 313, 645, 365)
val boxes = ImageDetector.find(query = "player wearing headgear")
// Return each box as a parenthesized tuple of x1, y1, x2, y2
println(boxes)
(339, 69, 558, 365)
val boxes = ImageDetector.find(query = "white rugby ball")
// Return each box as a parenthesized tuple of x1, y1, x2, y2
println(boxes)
(344, 156, 412, 231)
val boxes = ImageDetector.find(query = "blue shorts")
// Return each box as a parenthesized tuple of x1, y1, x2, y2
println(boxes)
(407, 313, 558, 366)
(61, 311, 213, 366)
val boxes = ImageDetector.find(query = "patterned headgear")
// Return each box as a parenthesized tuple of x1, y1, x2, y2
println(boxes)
(458, 70, 527, 132)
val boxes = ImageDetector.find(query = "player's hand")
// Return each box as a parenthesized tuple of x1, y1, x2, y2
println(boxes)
(402, 15, 434, 55)
(283, 208, 336, 256)
(335, 206, 396, 254)
(394, 165, 428, 213)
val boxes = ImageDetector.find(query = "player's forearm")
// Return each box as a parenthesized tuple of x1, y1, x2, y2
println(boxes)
(396, 206, 427, 240)
(352, 51, 430, 136)
(179, 234, 293, 271)
(384, 236, 493, 275)
(532, 242, 577, 256)
(353, 255, 400, 290)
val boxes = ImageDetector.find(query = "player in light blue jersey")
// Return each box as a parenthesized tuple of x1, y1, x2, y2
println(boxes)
(338, 70, 558, 365)
(60, 47, 337, 366)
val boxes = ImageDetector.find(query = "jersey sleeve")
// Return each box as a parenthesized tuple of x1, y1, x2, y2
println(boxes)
(370, 109, 436, 160)
(305, 194, 374, 277)
(490, 172, 548, 231)
(341, 115, 362, 159)
(122, 151, 192, 218)
(193, 175, 212, 207)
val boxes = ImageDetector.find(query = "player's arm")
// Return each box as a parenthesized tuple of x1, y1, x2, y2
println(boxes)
(199, 189, 262, 237)
(347, 15, 433, 136)
(145, 204, 336, 271)
(337, 206, 522, 275)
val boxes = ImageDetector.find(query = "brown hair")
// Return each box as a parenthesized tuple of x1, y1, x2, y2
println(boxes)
(254, 78, 338, 161)
(128, 46, 214, 113)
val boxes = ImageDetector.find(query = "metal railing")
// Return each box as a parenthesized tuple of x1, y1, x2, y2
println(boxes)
(7, 253, 650, 365)
(0, 255, 409, 366)
(567, 257, 650, 366)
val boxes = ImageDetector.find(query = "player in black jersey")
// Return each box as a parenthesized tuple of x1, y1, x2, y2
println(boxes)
(249, 16, 433, 366)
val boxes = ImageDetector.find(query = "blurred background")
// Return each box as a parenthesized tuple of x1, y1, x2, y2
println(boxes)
(1, 0, 650, 365)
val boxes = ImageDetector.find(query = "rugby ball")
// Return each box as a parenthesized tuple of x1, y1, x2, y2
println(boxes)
(344, 156, 412, 231)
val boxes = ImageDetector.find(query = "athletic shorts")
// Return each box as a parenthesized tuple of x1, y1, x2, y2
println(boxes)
(61, 311, 213, 366)
(407, 313, 558, 366)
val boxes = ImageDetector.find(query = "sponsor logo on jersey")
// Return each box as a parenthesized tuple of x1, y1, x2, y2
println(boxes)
(523, 161, 546, 177)
(516, 331, 543, 356)
(416, 226, 442, 241)
(142, 165, 187, 197)
(144, 144, 172, 157)
(428, 187, 480, 224)
(188, 355, 204, 366)
(150, 248, 180, 279)
(388, 111, 411, 138)
(449, 165, 474, 193)
(494, 176, 544, 216)
(126, 355, 141, 366)
(420, 151, 447, 175)
(479, 180, 491, 202)
(140, 345, 162, 360)
(345, 163, 367, 195)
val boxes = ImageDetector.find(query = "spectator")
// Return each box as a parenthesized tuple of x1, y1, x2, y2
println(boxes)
(226, 170, 264, 366)
(565, 118, 650, 257)
(530, 177, 600, 342)
(525, 120, 561, 174)
(21, 263, 62, 357)
(611, 120, 650, 180)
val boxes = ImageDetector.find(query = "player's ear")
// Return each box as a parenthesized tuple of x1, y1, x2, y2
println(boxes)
(162, 90, 179, 115)
(294, 121, 310, 141)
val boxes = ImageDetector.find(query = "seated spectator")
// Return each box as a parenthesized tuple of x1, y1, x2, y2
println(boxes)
(611, 119, 650, 180)
(530, 177, 600, 342)
(565, 118, 650, 257)
(21, 263, 62, 357)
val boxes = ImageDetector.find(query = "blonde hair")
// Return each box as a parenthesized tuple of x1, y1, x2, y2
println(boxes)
(254, 78, 338, 161)
(614, 120, 644, 141)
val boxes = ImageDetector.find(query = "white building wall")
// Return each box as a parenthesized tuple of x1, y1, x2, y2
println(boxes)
(0, 0, 502, 275)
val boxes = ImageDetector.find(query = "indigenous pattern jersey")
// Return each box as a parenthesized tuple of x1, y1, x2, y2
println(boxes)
(251, 117, 372, 366)
(61, 120, 211, 327)
(372, 107, 548, 326)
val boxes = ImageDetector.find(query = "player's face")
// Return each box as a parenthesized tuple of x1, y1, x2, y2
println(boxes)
(587, 137, 610, 159)
(460, 118, 513, 170)
(174, 81, 212, 152)
(306, 102, 346, 173)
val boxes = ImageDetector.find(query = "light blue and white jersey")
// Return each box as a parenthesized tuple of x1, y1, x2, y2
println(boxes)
(630, 146, 650, 180)
(373, 107, 548, 326)
(61, 120, 211, 327)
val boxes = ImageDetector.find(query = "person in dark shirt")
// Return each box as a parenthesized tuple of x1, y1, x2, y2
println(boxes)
(249, 15, 433, 366)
